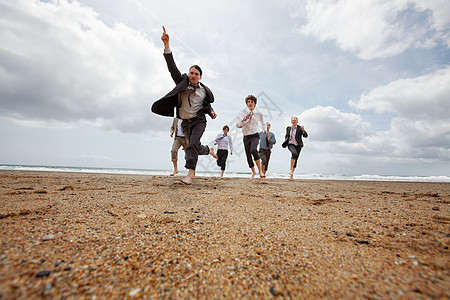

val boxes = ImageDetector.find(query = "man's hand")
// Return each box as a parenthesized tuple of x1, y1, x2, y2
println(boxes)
(243, 111, 253, 121)
(170, 132, 174, 138)
(301, 126, 305, 131)
(161, 26, 169, 48)
(211, 112, 217, 119)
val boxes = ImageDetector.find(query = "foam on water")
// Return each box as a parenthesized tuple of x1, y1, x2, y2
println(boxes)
(1, 164, 449, 182)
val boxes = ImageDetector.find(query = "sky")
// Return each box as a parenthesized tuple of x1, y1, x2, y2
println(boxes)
(0, 0, 449, 176)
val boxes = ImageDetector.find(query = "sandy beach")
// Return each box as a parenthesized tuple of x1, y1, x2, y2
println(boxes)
(0, 170, 448, 298)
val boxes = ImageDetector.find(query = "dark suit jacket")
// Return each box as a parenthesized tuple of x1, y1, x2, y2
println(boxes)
(282, 126, 308, 148)
(151, 52, 214, 119)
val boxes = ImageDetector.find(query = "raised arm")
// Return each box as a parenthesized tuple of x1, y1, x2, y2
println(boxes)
(301, 126, 308, 138)
(269, 132, 276, 144)
(161, 26, 183, 84)
(161, 26, 170, 49)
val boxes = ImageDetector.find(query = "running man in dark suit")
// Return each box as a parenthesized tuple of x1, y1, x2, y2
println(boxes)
(152, 27, 217, 185)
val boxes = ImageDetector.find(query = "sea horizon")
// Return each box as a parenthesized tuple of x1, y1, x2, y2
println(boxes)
(1, 164, 449, 183)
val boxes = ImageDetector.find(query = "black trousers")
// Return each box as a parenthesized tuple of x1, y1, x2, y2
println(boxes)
(243, 133, 260, 168)
(216, 149, 228, 170)
(181, 117, 209, 170)
(288, 144, 302, 168)
(258, 148, 271, 171)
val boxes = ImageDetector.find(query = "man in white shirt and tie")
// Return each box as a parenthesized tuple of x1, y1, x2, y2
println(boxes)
(214, 125, 233, 178)
(236, 95, 266, 180)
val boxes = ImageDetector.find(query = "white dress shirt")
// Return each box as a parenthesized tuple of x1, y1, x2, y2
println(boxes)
(236, 108, 265, 136)
(176, 118, 185, 137)
(289, 126, 298, 146)
(214, 134, 233, 151)
(178, 84, 206, 119)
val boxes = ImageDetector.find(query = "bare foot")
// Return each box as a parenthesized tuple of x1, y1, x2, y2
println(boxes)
(261, 174, 266, 179)
(209, 148, 218, 159)
(180, 176, 193, 185)
(289, 173, 294, 181)
(170, 170, 178, 176)
(181, 169, 195, 185)
(250, 172, 256, 181)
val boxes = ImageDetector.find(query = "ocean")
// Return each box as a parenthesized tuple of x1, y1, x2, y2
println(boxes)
(1, 164, 449, 182)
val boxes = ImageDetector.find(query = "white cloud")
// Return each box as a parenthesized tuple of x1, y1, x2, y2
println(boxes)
(295, 106, 393, 173)
(300, 0, 450, 59)
(351, 67, 450, 160)
(0, 0, 169, 132)
(299, 70, 450, 165)
(387, 117, 450, 158)
(352, 66, 450, 120)
(300, 106, 372, 143)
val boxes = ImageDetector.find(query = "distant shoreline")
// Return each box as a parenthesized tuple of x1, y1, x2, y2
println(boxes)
(1, 164, 449, 182)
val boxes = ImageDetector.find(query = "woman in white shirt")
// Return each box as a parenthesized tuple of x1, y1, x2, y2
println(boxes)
(236, 95, 267, 180)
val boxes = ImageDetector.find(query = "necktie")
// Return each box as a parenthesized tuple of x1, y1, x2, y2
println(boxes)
(184, 85, 197, 107)
(242, 111, 253, 127)
(215, 134, 226, 143)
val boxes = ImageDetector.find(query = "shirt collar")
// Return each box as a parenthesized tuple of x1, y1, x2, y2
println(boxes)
(190, 82, 202, 88)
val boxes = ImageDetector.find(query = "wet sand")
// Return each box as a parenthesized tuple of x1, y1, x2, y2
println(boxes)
(0, 170, 449, 298)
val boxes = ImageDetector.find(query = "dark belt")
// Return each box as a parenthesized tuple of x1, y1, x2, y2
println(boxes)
(184, 116, 201, 123)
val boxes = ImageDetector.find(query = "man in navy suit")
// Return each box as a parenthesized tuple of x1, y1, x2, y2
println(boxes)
(152, 27, 217, 185)
(282, 116, 308, 180)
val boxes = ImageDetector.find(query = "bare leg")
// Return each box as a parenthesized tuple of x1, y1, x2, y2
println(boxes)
(250, 167, 257, 181)
(255, 159, 263, 178)
(181, 168, 195, 185)
(209, 147, 218, 159)
(220, 170, 225, 178)
(289, 159, 296, 180)
(261, 164, 266, 179)
(170, 161, 178, 176)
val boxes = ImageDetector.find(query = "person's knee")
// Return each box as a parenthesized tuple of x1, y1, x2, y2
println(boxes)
(251, 149, 259, 159)
(171, 151, 178, 161)
(191, 141, 202, 150)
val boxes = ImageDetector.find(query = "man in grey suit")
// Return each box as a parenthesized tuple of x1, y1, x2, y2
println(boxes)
(152, 27, 217, 185)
